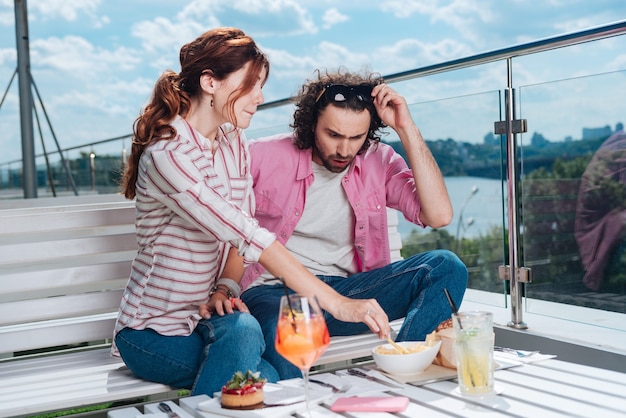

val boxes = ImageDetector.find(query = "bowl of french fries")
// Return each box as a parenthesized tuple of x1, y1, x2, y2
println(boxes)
(371, 339, 442, 375)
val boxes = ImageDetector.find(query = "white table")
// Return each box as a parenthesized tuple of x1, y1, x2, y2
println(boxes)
(109, 357, 626, 418)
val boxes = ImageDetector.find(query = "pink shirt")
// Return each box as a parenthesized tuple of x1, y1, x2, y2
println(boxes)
(112, 117, 275, 355)
(240, 133, 423, 290)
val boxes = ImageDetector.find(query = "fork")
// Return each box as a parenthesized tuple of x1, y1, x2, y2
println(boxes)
(309, 379, 351, 393)
(494, 346, 539, 357)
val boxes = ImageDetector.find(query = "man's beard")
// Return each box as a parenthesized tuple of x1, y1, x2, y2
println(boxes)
(312, 144, 351, 173)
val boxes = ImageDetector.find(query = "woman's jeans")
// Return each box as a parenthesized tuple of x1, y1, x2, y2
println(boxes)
(242, 249, 468, 379)
(115, 312, 279, 396)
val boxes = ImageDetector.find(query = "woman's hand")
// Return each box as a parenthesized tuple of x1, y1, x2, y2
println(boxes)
(258, 242, 391, 339)
(325, 297, 391, 340)
(199, 296, 249, 318)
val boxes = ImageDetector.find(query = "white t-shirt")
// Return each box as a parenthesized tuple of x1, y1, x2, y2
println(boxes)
(260, 161, 357, 283)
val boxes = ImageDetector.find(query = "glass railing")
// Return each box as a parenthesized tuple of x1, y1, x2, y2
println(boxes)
(0, 136, 130, 198)
(2, 20, 625, 336)
(518, 69, 626, 324)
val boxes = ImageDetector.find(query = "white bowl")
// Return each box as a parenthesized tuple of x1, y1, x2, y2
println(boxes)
(371, 340, 442, 375)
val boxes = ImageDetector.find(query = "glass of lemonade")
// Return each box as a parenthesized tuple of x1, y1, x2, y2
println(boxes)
(452, 311, 494, 395)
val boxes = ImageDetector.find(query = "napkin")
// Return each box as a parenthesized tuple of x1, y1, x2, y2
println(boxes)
(494, 348, 557, 364)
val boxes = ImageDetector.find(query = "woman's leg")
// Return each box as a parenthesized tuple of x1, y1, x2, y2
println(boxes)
(241, 284, 301, 380)
(192, 312, 279, 395)
(115, 326, 203, 390)
(115, 312, 279, 396)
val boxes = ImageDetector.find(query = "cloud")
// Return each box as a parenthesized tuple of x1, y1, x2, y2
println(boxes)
(0, 47, 15, 66)
(372, 37, 473, 74)
(131, 17, 208, 56)
(130, 0, 317, 57)
(29, 0, 107, 26)
(225, 0, 317, 35)
(380, 0, 496, 46)
(0, 0, 13, 26)
(1, 0, 108, 27)
(305, 41, 371, 72)
(609, 53, 626, 71)
(30, 36, 141, 74)
(381, 0, 493, 23)
(322, 8, 349, 29)
(55, 76, 151, 107)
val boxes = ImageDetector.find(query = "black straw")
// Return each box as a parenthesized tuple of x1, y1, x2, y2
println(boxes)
(443, 288, 463, 329)
(277, 277, 298, 332)
(443, 288, 458, 313)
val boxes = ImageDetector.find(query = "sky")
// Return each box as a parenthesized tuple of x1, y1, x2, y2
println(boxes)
(1, 0, 626, 165)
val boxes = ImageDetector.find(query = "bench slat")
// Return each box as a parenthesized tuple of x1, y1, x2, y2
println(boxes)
(0, 205, 135, 235)
(0, 315, 116, 353)
(2, 237, 137, 266)
(0, 262, 131, 298)
(1, 249, 136, 276)
(0, 349, 175, 418)
(0, 290, 123, 325)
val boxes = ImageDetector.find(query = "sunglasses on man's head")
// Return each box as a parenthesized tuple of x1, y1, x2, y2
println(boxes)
(315, 84, 374, 105)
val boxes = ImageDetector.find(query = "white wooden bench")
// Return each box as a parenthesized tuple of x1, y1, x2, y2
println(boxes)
(0, 195, 403, 418)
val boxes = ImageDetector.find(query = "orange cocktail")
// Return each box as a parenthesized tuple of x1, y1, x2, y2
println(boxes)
(275, 294, 329, 417)
(275, 315, 330, 369)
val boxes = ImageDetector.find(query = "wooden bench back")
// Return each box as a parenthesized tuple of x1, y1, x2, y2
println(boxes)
(0, 194, 136, 355)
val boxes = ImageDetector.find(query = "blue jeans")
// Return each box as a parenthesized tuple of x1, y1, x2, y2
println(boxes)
(241, 249, 467, 379)
(115, 312, 279, 396)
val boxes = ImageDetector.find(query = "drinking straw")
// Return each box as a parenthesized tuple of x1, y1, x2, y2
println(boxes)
(443, 288, 463, 329)
(444, 288, 476, 386)
(277, 277, 298, 332)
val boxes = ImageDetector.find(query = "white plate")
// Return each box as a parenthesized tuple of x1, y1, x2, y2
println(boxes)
(196, 383, 332, 417)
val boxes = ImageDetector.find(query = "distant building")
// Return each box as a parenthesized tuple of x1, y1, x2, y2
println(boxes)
(531, 132, 548, 147)
(582, 125, 612, 141)
(483, 132, 499, 146)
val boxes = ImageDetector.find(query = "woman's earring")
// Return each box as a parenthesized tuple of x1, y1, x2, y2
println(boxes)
(210, 97, 214, 107)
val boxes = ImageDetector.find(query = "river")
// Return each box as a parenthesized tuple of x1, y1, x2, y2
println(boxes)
(395, 176, 507, 239)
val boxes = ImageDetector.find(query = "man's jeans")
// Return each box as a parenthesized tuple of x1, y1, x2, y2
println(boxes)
(115, 312, 279, 396)
(242, 249, 468, 379)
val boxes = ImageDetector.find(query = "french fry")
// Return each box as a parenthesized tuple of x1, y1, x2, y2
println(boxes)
(374, 342, 429, 355)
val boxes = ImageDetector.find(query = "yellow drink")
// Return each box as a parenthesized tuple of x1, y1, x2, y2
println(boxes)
(455, 332, 494, 394)
(452, 312, 495, 395)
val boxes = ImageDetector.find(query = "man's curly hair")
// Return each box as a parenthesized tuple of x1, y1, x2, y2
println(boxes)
(291, 68, 386, 154)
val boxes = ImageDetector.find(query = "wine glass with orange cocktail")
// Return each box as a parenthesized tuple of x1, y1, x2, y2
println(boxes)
(275, 294, 330, 416)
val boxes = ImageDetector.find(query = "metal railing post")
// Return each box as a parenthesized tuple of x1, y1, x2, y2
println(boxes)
(495, 59, 531, 329)
(14, 0, 37, 198)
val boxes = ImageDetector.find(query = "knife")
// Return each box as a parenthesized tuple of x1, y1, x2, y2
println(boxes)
(346, 368, 403, 388)
(158, 402, 181, 418)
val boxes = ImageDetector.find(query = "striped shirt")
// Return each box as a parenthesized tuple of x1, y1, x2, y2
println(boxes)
(111, 116, 275, 356)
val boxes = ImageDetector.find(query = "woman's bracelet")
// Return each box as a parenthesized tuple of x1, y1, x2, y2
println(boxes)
(208, 284, 234, 299)
(215, 277, 241, 298)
